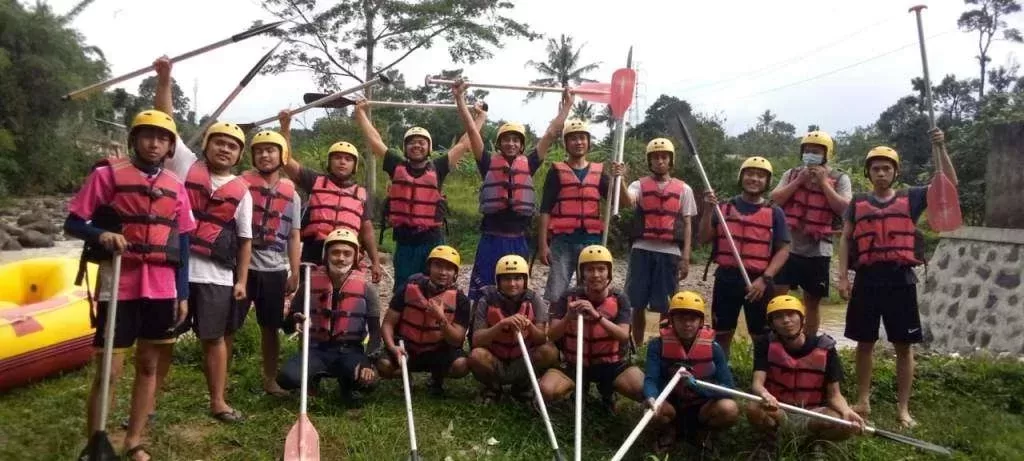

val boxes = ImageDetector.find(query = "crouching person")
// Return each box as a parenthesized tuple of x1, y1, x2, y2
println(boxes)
(277, 229, 381, 408)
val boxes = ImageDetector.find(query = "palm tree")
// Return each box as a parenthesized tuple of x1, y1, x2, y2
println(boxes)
(571, 101, 595, 121)
(593, 105, 615, 131)
(524, 34, 601, 100)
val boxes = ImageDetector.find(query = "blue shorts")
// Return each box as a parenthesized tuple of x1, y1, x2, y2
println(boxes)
(468, 233, 530, 302)
(625, 248, 681, 314)
(394, 239, 444, 292)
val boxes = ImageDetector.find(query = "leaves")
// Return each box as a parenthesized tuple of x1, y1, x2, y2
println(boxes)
(524, 34, 601, 101)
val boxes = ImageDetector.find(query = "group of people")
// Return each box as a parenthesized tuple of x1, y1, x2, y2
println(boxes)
(66, 55, 957, 461)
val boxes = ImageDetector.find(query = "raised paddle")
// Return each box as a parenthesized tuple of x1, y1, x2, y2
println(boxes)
(63, 21, 284, 101)
(691, 380, 954, 456)
(283, 264, 320, 461)
(398, 340, 421, 461)
(300, 93, 458, 110)
(188, 40, 285, 147)
(516, 332, 565, 461)
(600, 66, 637, 245)
(609, 367, 688, 461)
(238, 76, 391, 131)
(78, 254, 122, 461)
(424, 76, 612, 104)
(910, 5, 962, 232)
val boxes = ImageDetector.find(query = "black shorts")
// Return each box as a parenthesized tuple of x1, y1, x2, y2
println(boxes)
(558, 361, 631, 398)
(844, 282, 922, 344)
(238, 269, 288, 329)
(775, 254, 830, 298)
(92, 299, 177, 349)
(668, 396, 715, 435)
(406, 346, 466, 374)
(711, 276, 770, 335)
(189, 283, 244, 340)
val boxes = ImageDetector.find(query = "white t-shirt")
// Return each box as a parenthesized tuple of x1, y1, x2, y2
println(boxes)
(171, 138, 253, 286)
(626, 177, 698, 256)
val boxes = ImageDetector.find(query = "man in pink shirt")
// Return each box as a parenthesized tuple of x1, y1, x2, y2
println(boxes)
(65, 109, 195, 461)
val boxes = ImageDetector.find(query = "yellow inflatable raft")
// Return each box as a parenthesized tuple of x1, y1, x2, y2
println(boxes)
(0, 257, 97, 391)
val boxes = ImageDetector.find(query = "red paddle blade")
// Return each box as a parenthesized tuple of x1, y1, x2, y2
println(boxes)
(283, 414, 321, 461)
(927, 171, 962, 232)
(608, 68, 636, 119)
(573, 82, 611, 104)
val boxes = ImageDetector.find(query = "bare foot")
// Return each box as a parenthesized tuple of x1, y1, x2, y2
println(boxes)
(897, 413, 918, 429)
(852, 402, 872, 419)
(262, 379, 289, 397)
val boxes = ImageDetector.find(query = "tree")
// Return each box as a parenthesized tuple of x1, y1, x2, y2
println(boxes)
(524, 34, 601, 100)
(571, 100, 595, 121)
(627, 94, 693, 141)
(957, 0, 1023, 100)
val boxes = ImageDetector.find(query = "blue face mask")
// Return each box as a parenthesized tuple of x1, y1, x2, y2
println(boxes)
(802, 153, 824, 166)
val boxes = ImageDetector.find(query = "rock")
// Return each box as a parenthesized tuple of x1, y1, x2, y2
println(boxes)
(44, 198, 63, 209)
(0, 222, 21, 236)
(21, 220, 60, 235)
(976, 265, 992, 280)
(995, 269, 1021, 289)
(3, 239, 22, 251)
(16, 211, 49, 227)
(0, 230, 9, 250)
(17, 229, 54, 248)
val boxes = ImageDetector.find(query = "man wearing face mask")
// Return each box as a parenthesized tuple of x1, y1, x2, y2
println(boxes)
(277, 228, 381, 407)
(356, 81, 477, 291)
(770, 131, 851, 338)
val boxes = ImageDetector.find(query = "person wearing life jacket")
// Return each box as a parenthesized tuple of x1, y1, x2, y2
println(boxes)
(468, 255, 560, 404)
(612, 138, 697, 348)
(64, 108, 196, 461)
(377, 245, 472, 396)
(697, 156, 791, 356)
(276, 228, 382, 408)
(642, 291, 738, 455)
(538, 246, 644, 413)
(837, 128, 958, 430)
(537, 120, 614, 305)
(355, 80, 477, 291)
(278, 112, 383, 283)
(156, 56, 252, 423)
(747, 295, 863, 460)
(770, 131, 852, 338)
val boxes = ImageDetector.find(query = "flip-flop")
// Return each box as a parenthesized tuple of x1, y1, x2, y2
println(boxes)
(897, 416, 919, 429)
(124, 444, 151, 461)
(211, 409, 245, 423)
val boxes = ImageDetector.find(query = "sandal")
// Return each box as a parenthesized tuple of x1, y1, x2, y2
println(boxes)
(897, 415, 918, 429)
(211, 408, 245, 423)
(124, 445, 151, 461)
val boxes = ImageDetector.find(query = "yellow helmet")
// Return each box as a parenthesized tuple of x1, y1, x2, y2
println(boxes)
(766, 295, 806, 318)
(328, 141, 360, 172)
(427, 245, 461, 269)
(203, 122, 246, 163)
(646, 138, 675, 155)
(322, 228, 360, 260)
(562, 119, 590, 138)
(129, 110, 178, 157)
(800, 130, 835, 163)
(403, 126, 432, 154)
(494, 254, 529, 283)
(250, 130, 290, 166)
(865, 146, 900, 169)
(738, 156, 774, 182)
(497, 122, 527, 143)
(577, 245, 613, 275)
(668, 290, 707, 318)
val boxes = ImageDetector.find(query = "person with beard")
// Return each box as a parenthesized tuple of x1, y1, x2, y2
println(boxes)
(537, 120, 613, 306)
(65, 109, 196, 461)
(613, 138, 697, 349)
(276, 228, 382, 408)
(279, 113, 383, 283)
(642, 291, 739, 456)
(156, 57, 252, 423)
(697, 157, 790, 356)
(376, 245, 472, 396)
(747, 295, 863, 461)
(538, 246, 644, 413)
(468, 255, 559, 404)
(355, 81, 477, 291)
(837, 129, 956, 429)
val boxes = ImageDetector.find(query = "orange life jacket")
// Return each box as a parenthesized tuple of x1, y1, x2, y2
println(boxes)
(563, 289, 622, 366)
(764, 334, 835, 408)
(631, 176, 687, 243)
(482, 286, 537, 360)
(660, 326, 716, 405)
(480, 154, 535, 216)
(714, 200, 773, 274)
(548, 162, 603, 235)
(302, 175, 366, 239)
(308, 267, 369, 344)
(185, 162, 247, 267)
(782, 168, 839, 240)
(387, 163, 444, 230)
(850, 191, 923, 268)
(397, 274, 458, 353)
(242, 170, 296, 252)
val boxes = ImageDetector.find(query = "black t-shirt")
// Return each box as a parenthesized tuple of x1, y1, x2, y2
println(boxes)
(389, 277, 472, 328)
(538, 162, 611, 214)
(843, 187, 928, 286)
(383, 149, 452, 243)
(550, 287, 632, 324)
(477, 148, 543, 235)
(753, 335, 843, 384)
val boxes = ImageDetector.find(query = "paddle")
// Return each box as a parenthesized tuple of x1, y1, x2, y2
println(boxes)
(63, 21, 284, 101)
(238, 76, 390, 131)
(573, 314, 584, 461)
(515, 332, 565, 461)
(910, 5, 962, 232)
(398, 340, 421, 461)
(187, 40, 285, 147)
(300, 93, 458, 110)
(691, 380, 954, 456)
(424, 76, 612, 104)
(609, 367, 687, 461)
(78, 255, 121, 461)
(600, 67, 637, 245)
(283, 264, 320, 461)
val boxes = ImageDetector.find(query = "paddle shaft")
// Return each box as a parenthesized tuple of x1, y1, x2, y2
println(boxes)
(425, 77, 608, 96)
(574, 314, 583, 461)
(399, 340, 419, 453)
(609, 369, 686, 461)
(96, 254, 122, 431)
(246, 78, 387, 128)
(911, 6, 937, 129)
(299, 264, 313, 416)
(601, 118, 627, 246)
(516, 332, 562, 453)
(370, 101, 457, 109)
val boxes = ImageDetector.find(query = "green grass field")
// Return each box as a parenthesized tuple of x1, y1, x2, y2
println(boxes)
(3, 318, 1024, 461)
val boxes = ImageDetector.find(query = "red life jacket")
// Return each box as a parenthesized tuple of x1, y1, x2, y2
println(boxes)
(242, 170, 296, 252)
(714, 200, 774, 274)
(564, 289, 622, 366)
(301, 175, 366, 240)
(548, 162, 603, 235)
(764, 334, 835, 408)
(660, 326, 717, 405)
(479, 154, 535, 216)
(185, 162, 247, 267)
(397, 274, 458, 353)
(850, 191, 922, 268)
(482, 286, 537, 360)
(630, 176, 687, 243)
(782, 168, 839, 240)
(387, 163, 444, 230)
(308, 267, 369, 344)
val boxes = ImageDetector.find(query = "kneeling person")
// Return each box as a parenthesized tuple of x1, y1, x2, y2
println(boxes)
(469, 255, 559, 403)
(277, 229, 381, 407)
(378, 245, 471, 396)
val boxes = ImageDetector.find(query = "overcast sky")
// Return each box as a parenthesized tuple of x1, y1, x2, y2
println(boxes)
(51, 0, 1024, 138)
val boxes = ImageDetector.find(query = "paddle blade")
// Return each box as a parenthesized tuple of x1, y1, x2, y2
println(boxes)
(79, 431, 118, 461)
(283, 414, 321, 461)
(608, 68, 637, 119)
(302, 93, 358, 109)
(872, 428, 954, 456)
(574, 82, 611, 104)
(927, 171, 962, 232)
(670, 113, 699, 157)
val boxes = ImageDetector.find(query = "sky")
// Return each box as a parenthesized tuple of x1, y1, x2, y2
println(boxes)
(49, 0, 1024, 138)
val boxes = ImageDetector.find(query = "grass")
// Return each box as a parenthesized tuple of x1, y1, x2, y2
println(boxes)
(3, 318, 1024, 461)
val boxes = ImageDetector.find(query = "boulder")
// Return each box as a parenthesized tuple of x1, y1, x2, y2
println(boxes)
(18, 229, 54, 248)
(0, 222, 21, 236)
(16, 211, 50, 227)
(21, 220, 60, 235)
(3, 239, 22, 251)
(0, 230, 9, 250)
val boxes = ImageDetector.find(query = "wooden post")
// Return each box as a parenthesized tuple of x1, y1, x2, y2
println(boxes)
(986, 123, 1024, 229)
